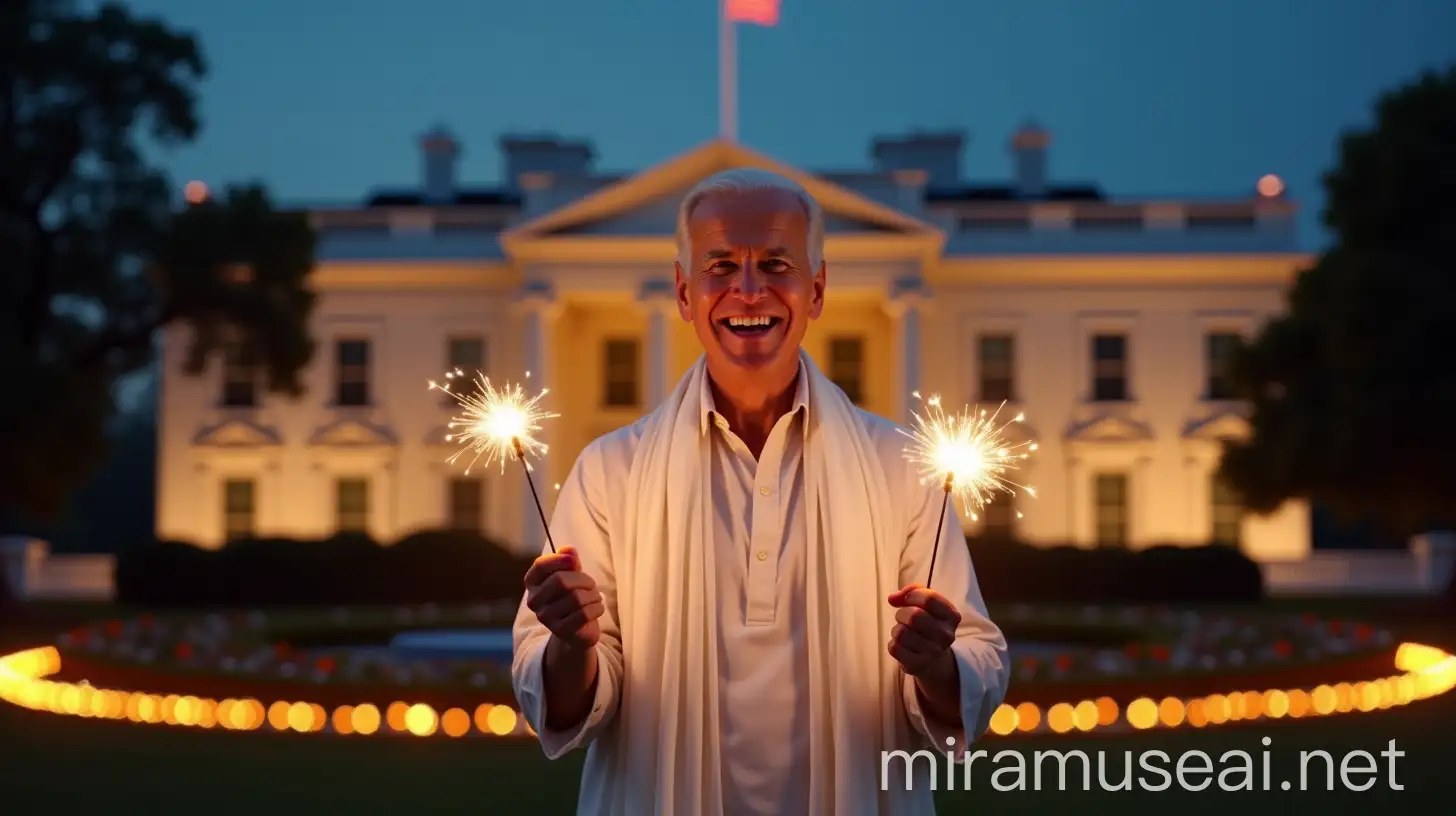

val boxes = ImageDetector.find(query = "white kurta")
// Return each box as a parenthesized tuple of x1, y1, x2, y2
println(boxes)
(513, 355, 1010, 815)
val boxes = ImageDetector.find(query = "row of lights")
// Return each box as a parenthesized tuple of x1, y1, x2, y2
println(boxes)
(3, 643, 1452, 740)
(0, 647, 525, 738)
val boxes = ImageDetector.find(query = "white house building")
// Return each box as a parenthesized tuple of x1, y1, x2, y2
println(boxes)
(155, 123, 1312, 565)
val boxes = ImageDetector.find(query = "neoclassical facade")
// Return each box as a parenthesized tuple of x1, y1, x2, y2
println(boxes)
(156, 125, 1311, 564)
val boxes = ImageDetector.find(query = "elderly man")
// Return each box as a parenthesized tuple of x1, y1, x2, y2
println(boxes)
(512, 168, 1009, 815)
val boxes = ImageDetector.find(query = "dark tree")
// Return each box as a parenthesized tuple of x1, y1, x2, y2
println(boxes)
(1, 1, 317, 525)
(1219, 65, 1456, 536)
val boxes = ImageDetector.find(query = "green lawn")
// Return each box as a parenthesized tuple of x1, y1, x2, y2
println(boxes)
(3, 598, 1452, 814)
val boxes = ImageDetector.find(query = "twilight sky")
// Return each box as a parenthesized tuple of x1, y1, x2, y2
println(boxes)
(124, 0, 1454, 249)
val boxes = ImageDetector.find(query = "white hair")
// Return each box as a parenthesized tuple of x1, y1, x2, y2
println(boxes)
(674, 167, 825, 271)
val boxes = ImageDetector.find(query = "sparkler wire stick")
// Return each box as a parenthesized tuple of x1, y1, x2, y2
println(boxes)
(513, 437, 557, 554)
(926, 471, 953, 589)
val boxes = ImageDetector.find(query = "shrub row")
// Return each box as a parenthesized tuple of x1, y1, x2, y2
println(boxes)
(115, 531, 533, 608)
(115, 530, 1266, 608)
(965, 537, 1265, 604)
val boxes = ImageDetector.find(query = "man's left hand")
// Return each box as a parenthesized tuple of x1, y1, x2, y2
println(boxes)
(887, 585, 961, 680)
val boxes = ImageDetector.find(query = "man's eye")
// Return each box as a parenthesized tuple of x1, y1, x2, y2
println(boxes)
(761, 260, 788, 272)
(710, 261, 737, 273)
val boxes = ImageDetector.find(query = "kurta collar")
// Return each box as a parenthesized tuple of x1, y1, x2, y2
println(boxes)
(700, 358, 810, 436)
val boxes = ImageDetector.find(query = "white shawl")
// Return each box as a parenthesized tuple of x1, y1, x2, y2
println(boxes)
(601, 350, 930, 815)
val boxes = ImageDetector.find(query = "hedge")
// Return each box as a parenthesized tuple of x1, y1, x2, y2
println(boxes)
(117, 529, 1263, 608)
(115, 530, 533, 607)
(965, 537, 1264, 604)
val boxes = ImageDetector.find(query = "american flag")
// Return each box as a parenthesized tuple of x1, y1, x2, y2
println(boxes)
(725, 0, 779, 26)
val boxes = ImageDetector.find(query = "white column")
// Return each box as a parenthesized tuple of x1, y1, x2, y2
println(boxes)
(515, 282, 563, 555)
(637, 278, 676, 409)
(884, 277, 929, 425)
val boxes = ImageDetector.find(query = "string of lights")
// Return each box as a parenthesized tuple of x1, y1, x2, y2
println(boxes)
(3, 642, 1451, 739)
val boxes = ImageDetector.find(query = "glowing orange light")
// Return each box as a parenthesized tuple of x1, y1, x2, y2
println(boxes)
(1256, 174, 1284, 197)
(184, 180, 209, 204)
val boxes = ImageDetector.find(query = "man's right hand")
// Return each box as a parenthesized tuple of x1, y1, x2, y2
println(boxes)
(524, 546, 604, 652)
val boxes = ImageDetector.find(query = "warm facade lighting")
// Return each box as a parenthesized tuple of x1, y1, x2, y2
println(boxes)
(1256, 174, 1284, 197)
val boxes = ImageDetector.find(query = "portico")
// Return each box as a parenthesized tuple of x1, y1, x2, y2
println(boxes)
(494, 140, 944, 548)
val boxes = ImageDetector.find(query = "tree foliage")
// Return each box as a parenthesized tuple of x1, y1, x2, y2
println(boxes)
(1219, 65, 1456, 535)
(1, 0, 317, 523)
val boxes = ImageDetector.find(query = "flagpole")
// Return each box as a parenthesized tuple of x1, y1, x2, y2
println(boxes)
(719, 0, 737, 142)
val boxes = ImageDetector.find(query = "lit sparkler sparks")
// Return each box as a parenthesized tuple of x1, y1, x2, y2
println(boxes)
(429, 370, 558, 475)
(429, 369, 560, 551)
(899, 392, 1038, 587)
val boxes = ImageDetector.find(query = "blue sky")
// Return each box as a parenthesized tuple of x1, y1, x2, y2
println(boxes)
(125, 0, 1455, 249)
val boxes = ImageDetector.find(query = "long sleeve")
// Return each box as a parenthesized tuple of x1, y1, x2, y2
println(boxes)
(511, 441, 626, 759)
(897, 482, 1011, 759)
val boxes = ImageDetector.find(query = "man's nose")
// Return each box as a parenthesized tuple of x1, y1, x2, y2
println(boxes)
(731, 264, 768, 302)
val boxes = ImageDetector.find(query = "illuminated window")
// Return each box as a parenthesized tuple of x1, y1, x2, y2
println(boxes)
(222, 479, 255, 541)
(448, 477, 484, 534)
(1211, 475, 1243, 547)
(1205, 332, 1241, 401)
(335, 339, 371, 407)
(221, 345, 257, 408)
(603, 339, 640, 407)
(978, 334, 1015, 403)
(335, 477, 369, 533)
(1091, 334, 1128, 402)
(1094, 472, 1129, 547)
(828, 336, 864, 404)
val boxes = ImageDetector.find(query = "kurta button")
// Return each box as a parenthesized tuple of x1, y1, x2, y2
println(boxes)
(759, 486, 771, 496)
(756, 551, 767, 561)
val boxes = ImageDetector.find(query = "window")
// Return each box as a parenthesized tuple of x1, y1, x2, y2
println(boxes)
(222, 479, 255, 541)
(828, 337, 865, 404)
(1091, 334, 1129, 402)
(980, 491, 1016, 539)
(1205, 332, 1242, 400)
(444, 336, 486, 403)
(448, 477, 484, 534)
(602, 339, 640, 407)
(1093, 473, 1129, 547)
(335, 477, 369, 533)
(1211, 475, 1243, 547)
(977, 334, 1015, 403)
(220, 345, 257, 408)
(335, 339, 371, 406)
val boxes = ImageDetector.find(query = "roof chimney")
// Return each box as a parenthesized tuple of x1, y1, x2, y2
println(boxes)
(420, 124, 460, 203)
(1011, 120, 1049, 198)
(870, 131, 964, 188)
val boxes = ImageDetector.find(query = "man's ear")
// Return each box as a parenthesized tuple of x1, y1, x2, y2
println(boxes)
(808, 260, 827, 319)
(674, 261, 692, 321)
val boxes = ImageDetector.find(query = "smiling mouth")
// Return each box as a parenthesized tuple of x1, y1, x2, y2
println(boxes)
(719, 315, 784, 338)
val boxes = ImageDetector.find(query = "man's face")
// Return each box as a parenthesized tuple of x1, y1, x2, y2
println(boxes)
(674, 188, 825, 378)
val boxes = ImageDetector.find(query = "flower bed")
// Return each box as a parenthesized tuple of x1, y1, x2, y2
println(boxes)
(997, 604, 1395, 684)
(5, 604, 1452, 741)
(52, 603, 520, 707)
(46, 602, 1397, 707)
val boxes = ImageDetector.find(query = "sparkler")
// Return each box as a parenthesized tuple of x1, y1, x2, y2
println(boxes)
(899, 392, 1037, 587)
(429, 369, 561, 552)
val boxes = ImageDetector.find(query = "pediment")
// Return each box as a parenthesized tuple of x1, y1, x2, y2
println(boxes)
(309, 417, 398, 447)
(1183, 410, 1250, 442)
(192, 419, 282, 448)
(501, 139, 941, 250)
(1065, 415, 1154, 444)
